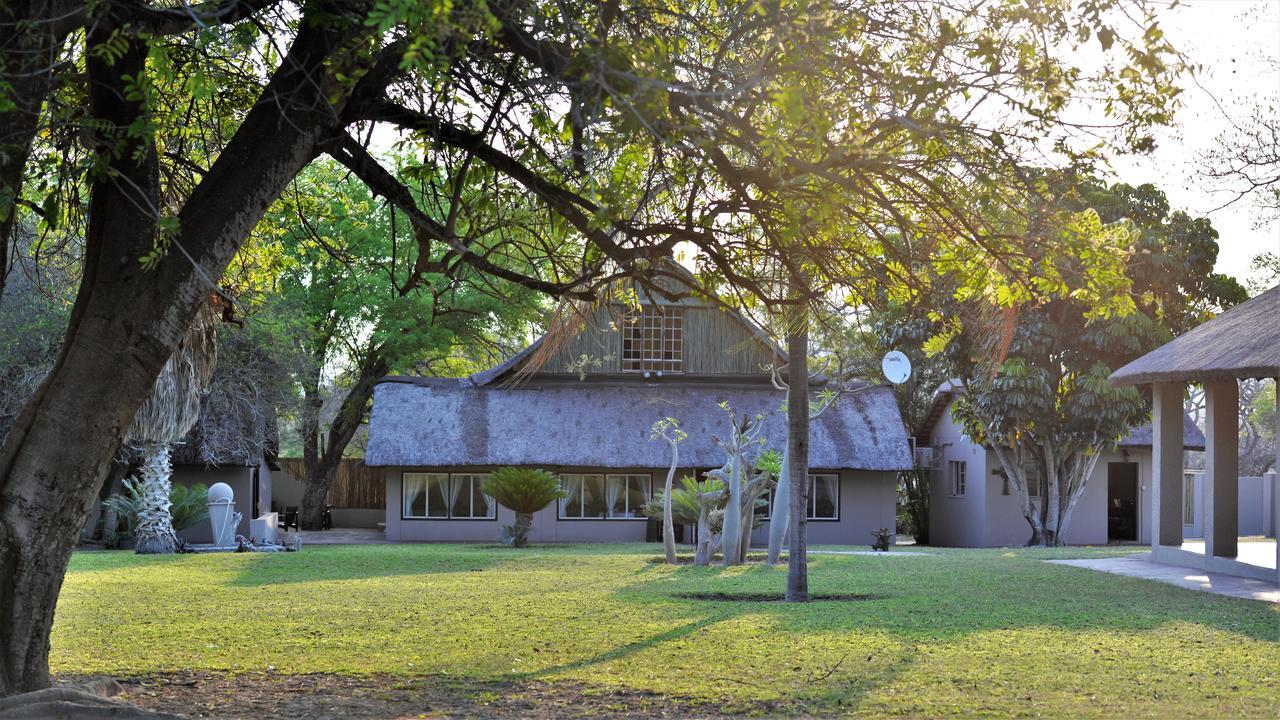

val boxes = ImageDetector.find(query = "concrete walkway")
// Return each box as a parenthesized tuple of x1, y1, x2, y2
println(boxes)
(1047, 556, 1279, 603)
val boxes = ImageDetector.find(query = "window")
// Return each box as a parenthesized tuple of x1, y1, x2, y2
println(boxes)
(559, 474, 651, 519)
(764, 474, 840, 520)
(950, 461, 967, 496)
(620, 306, 683, 373)
(402, 473, 495, 519)
(1023, 463, 1041, 498)
(1183, 471, 1197, 525)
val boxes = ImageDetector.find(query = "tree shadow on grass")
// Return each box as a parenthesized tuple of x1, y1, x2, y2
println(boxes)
(614, 553, 1280, 644)
(225, 544, 518, 587)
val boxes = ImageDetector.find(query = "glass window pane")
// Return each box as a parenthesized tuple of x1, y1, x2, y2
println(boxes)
(560, 475, 583, 518)
(625, 476, 648, 518)
(582, 475, 608, 518)
(426, 476, 449, 517)
(450, 476, 472, 518)
(470, 476, 494, 518)
(811, 474, 838, 519)
(404, 474, 427, 517)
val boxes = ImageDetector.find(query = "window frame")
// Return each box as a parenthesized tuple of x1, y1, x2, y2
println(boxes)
(557, 473, 653, 520)
(950, 460, 967, 497)
(763, 473, 841, 522)
(1183, 471, 1197, 525)
(620, 305, 684, 374)
(401, 472, 497, 521)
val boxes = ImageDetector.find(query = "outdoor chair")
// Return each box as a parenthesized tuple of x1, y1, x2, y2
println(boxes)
(280, 506, 299, 531)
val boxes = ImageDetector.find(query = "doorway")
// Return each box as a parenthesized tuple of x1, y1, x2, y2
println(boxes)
(1107, 462, 1139, 542)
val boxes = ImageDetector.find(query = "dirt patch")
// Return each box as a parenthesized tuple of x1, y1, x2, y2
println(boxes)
(57, 671, 756, 719)
(673, 591, 880, 602)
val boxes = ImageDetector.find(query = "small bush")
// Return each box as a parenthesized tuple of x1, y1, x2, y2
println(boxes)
(481, 468, 565, 547)
(104, 478, 210, 542)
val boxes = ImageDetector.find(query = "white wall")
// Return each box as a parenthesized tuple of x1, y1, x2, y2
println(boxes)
(926, 408, 988, 547)
(981, 449, 1152, 547)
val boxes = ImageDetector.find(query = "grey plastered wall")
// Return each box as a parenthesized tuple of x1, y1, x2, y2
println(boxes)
(981, 448, 1152, 547)
(386, 467, 898, 545)
(926, 408, 988, 547)
(172, 465, 255, 543)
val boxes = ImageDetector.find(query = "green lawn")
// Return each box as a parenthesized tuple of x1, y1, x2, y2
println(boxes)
(53, 544, 1278, 717)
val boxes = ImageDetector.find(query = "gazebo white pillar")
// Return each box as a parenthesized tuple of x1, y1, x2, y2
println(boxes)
(1204, 380, 1239, 559)
(1275, 378, 1279, 577)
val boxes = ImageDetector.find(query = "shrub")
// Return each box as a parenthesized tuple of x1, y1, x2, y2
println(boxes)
(481, 468, 565, 548)
(104, 478, 210, 543)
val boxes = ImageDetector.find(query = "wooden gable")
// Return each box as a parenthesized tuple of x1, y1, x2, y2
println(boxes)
(478, 273, 780, 385)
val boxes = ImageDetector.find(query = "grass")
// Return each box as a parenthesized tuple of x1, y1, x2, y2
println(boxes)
(53, 543, 1278, 717)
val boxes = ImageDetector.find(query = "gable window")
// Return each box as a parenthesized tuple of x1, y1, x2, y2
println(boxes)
(402, 473, 495, 519)
(764, 474, 839, 520)
(559, 474, 651, 519)
(950, 461, 967, 496)
(621, 306, 684, 373)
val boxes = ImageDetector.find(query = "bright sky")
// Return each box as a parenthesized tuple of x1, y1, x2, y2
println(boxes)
(1104, 0, 1280, 288)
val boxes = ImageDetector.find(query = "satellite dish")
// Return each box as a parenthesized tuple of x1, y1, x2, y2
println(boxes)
(882, 350, 911, 384)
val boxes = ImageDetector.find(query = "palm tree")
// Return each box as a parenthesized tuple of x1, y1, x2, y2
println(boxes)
(480, 467, 565, 548)
(126, 304, 217, 554)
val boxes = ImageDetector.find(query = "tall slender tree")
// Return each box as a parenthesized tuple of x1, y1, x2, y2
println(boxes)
(126, 306, 217, 553)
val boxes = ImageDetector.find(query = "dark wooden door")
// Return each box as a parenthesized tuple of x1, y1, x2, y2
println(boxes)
(1107, 462, 1139, 542)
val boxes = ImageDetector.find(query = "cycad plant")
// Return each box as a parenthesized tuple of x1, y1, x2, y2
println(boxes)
(126, 306, 217, 554)
(104, 479, 210, 544)
(481, 467, 565, 548)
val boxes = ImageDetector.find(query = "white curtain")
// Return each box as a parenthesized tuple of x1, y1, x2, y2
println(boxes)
(816, 475, 838, 518)
(445, 475, 464, 517)
(481, 476, 495, 518)
(404, 475, 426, 517)
(606, 476, 623, 518)
(560, 476, 581, 515)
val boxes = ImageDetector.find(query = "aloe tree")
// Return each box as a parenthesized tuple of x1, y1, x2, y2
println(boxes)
(706, 403, 772, 566)
(650, 418, 686, 564)
(481, 468, 566, 548)
(125, 308, 217, 554)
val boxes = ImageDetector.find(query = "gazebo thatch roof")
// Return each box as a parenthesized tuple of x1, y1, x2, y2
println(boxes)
(365, 376, 913, 471)
(1110, 284, 1280, 386)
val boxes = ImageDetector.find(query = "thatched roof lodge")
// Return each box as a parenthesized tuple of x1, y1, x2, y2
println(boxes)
(366, 269, 914, 545)
(366, 377, 912, 471)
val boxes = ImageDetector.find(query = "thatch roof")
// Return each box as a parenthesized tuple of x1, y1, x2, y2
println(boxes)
(916, 383, 1205, 451)
(365, 377, 913, 471)
(1111, 284, 1280, 385)
(1119, 415, 1205, 451)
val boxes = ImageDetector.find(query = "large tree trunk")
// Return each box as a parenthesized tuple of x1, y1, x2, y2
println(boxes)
(0, 6, 368, 693)
(132, 443, 177, 554)
(299, 351, 389, 530)
(784, 299, 810, 603)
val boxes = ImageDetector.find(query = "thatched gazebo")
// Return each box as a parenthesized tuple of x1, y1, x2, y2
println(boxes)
(1110, 284, 1280, 585)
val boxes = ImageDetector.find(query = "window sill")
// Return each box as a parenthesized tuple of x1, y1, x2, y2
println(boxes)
(556, 516, 650, 521)
(401, 516, 498, 522)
